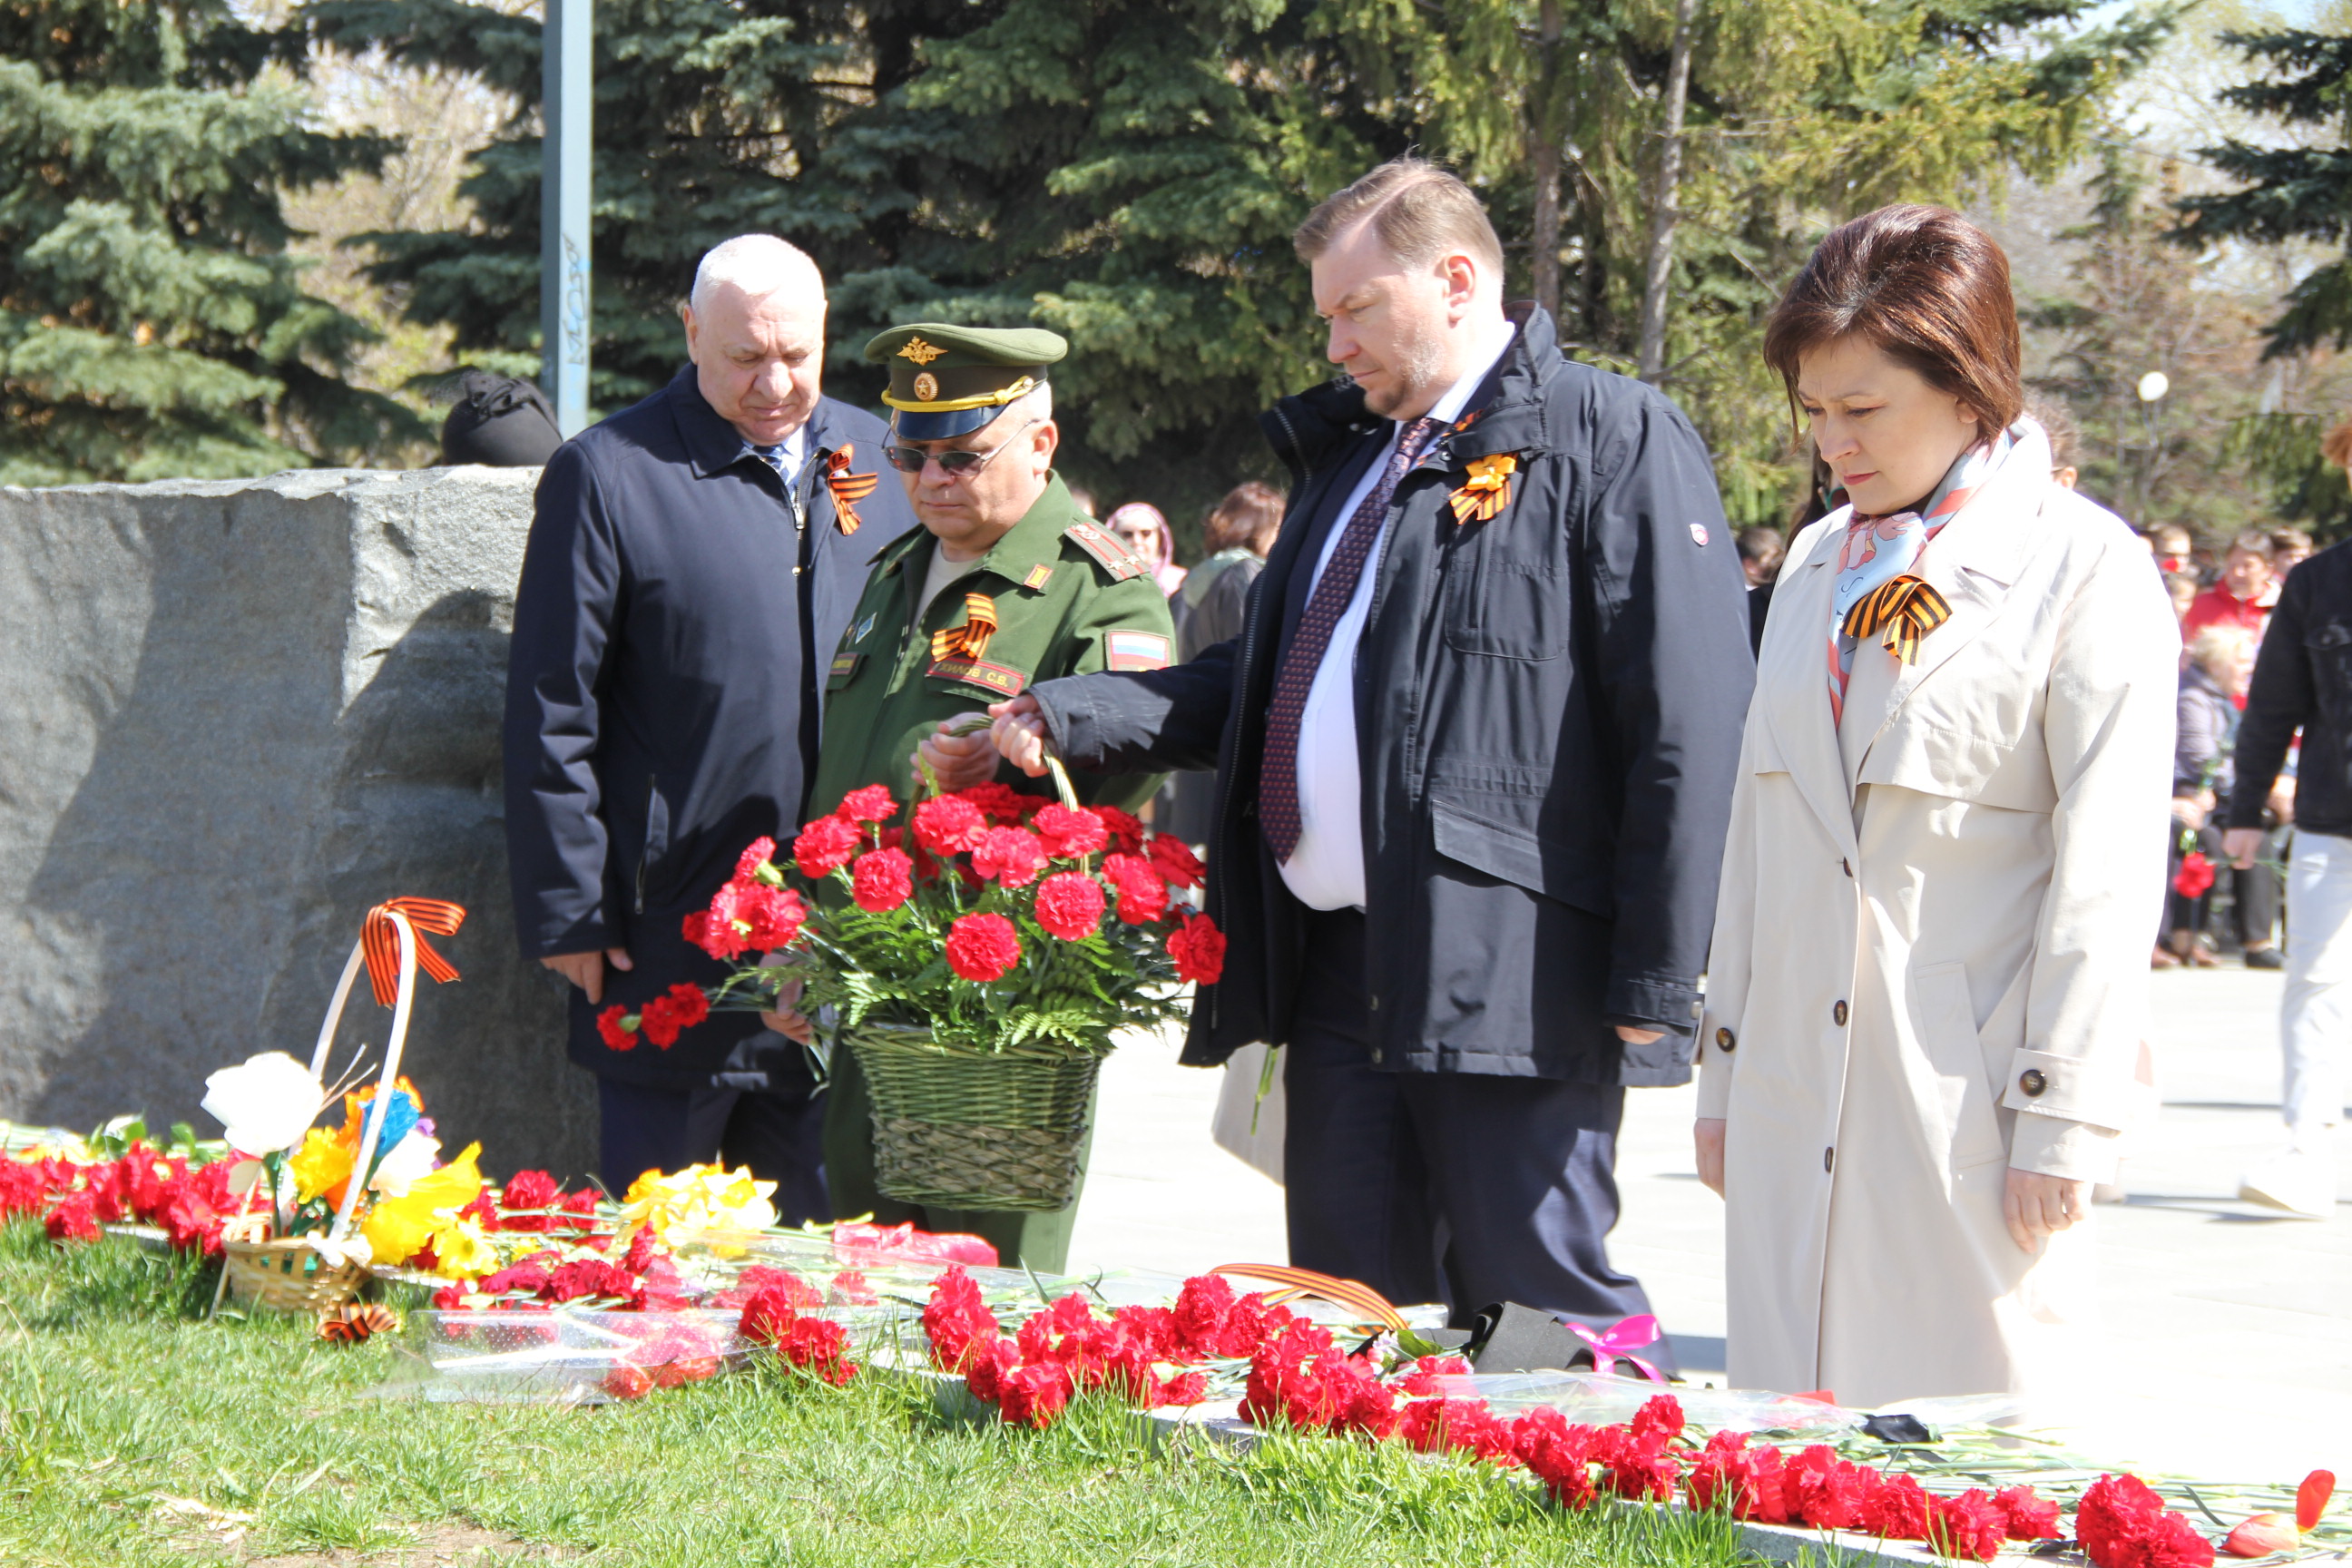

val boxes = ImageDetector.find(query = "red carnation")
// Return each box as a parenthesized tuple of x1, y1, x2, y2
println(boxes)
(636, 983, 710, 1049)
(1147, 834, 1205, 889)
(851, 848, 915, 912)
(2078, 1475, 2216, 1568)
(1165, 914, 1226, 985)
(945, 913, 1022, 982)
(597, 1005, 639, 1051)
(1102, 853, 1168, 923)
(1032, 802, 1109, 860)
(1033, 872, 1107, 941)
(959, 782, 1034, 823)
(913, 794, 989, 857)
(1086, 804, 1146, 854)
(45, 1191, 99, 1244)
(1995, 1485, 2062, 1541)
(733, 882, 808, 951)
(794, 814, 863, 877)
(734, 836, 779, 880)
(1927, 1490, 2010, 1563)
(835, 784, 898, 824)
(777, 1315, 858, 1385)
(602, 1365, 654, 1400)
(972, 827, 1048, 887)
(996, 1361, 1074, 1428)
(2173, 851, 2217, 900)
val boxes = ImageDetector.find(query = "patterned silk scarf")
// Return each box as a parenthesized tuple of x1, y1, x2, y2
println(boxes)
(1825, 427, 2016, 725)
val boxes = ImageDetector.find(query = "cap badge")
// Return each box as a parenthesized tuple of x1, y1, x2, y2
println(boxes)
(897, 337, 946, 366)
(911, 371, 939, 402)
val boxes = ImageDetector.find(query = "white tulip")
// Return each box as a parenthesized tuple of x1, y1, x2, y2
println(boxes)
(368, 1128, 443, 1197)
(199, 1052, 326, 1156)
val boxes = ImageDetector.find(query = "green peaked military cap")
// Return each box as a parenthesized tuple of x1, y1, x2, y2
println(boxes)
(864, 321, 1068, 440)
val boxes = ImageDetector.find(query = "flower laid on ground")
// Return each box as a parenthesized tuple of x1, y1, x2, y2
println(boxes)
(5, 1142, 240, 1255)
(2078, 1473, 2216, 1568)
(676, 774, 1224, 1062)
(2224, 1469, 2334, 1558)
(617, 1162, 778, 1244)
(913, 1269, 2098, 1562)
(737, 1277, 859, 1386)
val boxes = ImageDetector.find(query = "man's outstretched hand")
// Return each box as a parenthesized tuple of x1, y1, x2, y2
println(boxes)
(916, 715, 1000, 792)
(989, 695, 1054, 777)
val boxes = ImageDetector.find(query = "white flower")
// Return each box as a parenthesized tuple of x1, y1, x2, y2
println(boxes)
(199, 1053, 325, 1156)
(368, 1128, 443, 1198)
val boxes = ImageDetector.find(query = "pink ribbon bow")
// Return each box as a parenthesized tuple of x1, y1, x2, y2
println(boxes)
(1571, 1313, 1669, 1383)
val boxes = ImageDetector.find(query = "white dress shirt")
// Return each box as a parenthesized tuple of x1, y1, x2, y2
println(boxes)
(1278, 319, 1516, 911)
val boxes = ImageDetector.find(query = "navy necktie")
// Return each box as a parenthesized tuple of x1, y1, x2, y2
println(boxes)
(1259, 416, 1436, 862)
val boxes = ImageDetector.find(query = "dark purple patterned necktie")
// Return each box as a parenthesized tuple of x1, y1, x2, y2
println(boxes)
(1259, 416, 1436, 862)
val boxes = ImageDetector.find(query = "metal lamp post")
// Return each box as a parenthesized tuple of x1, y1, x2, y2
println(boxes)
(540, 0, 592, 437)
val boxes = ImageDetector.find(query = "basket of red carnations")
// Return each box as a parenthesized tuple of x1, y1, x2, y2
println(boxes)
(618, 767, 1225, 1212)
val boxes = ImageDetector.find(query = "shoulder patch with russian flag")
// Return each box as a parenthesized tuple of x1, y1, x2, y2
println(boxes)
(1104, 630, 1171, 672)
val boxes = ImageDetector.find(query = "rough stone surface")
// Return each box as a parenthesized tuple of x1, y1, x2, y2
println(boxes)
(0, 467, 595, 1179)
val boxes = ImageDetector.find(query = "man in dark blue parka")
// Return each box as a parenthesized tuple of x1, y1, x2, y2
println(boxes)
(992, 162, 1753, 1332)
(503, 236, 920, 1209)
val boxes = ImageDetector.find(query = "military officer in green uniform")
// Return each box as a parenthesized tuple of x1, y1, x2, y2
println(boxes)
(789, 321, 1172, 1270)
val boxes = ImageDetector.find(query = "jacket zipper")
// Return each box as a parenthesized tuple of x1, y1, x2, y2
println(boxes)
(634, 772, 658, 915)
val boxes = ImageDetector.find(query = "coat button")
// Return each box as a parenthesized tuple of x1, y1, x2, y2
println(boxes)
(1714, 1027, 1736, 1052)
(1369, 1048, 1383, 1064)
(1841, 858, 1852, 877)
(1824, 1146, 1836, 1173)
(2019, 1069, 2048, 1097)
(1832, 1001, 1848, 1027)
(1367, 994, 1379, 1012)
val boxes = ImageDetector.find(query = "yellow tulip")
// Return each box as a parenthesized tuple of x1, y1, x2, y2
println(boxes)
(360, 1142, 484, 1265)
(617, 1162, 778, 1251)
(288, 1128, 355, 1205)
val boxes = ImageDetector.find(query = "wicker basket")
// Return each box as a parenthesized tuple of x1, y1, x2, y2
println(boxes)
(220, 1217, 368, 1314)
(847, 1024, 1102, 1211)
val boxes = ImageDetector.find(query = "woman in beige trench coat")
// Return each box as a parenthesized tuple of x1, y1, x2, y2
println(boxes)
(1695, 207, 2178, 1412)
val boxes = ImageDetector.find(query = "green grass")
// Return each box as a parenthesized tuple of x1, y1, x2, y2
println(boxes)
(0, 1220, 1769, 1566)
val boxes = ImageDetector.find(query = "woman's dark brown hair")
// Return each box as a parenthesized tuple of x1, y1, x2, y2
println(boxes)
(1764, 204, 2023, 438)
(1201, 480, 1287, 555)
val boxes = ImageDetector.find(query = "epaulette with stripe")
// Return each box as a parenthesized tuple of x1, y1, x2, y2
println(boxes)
(1063, 519, 1147, 582)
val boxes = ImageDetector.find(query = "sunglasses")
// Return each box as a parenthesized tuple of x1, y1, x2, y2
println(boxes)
(883, 419, 1041, 476)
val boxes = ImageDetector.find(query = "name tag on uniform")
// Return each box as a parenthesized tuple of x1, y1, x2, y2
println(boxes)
(1103, 630, 1171, 672)
(926, 655, 1026, 697)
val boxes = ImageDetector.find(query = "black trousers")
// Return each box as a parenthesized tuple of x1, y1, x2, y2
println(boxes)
(595, 1032, 828, 1225)
(1282, 906, 1657, 1336)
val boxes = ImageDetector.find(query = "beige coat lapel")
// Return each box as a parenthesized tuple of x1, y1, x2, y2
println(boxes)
(1847, 432, 2055, 774)
(1759, 517, 1860, 854)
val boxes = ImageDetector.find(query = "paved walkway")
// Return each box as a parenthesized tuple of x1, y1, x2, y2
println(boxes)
(1065, 968, 2347, 1483)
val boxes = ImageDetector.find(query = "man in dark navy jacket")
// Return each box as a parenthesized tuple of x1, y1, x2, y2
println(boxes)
(991, 162, 1752, 1330)
(503, 236, 925, 1208)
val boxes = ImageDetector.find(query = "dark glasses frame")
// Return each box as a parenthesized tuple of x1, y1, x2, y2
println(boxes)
(883, 418, 1042, 476)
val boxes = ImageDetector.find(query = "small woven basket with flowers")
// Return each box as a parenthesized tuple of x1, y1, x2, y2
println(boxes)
(605, 760, 1225, 1211)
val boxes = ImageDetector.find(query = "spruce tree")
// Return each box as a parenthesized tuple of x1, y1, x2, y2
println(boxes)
(2171, 27, 2352, 534)
(0, 0, 426, 484)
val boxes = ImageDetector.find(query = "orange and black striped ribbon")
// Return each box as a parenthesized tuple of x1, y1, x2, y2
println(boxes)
(360, 897, 466, 1006)
(1209, 1262, 1409, 1331)
(827, 445, 879, 536)
(1840, 574, 1953, 665)
(929, 593, 998, 663)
